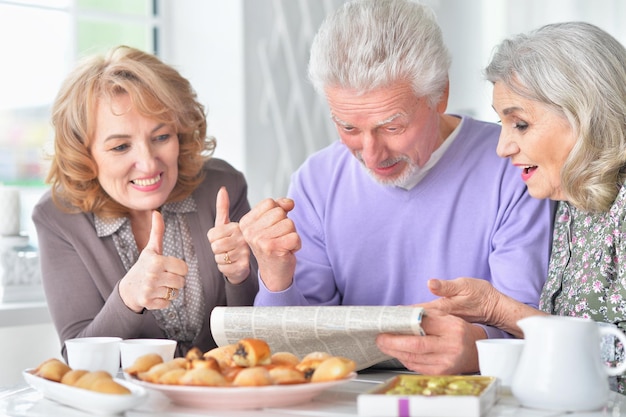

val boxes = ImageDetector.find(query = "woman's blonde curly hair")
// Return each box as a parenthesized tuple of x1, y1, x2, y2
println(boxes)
(47, 45, 215, 218)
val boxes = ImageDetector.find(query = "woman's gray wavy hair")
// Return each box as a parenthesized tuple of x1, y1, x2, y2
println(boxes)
(485, 21, 626, 212)
(308, 0, 451, 108)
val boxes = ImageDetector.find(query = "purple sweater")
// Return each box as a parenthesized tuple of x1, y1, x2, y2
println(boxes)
(255, 117, 555, 338)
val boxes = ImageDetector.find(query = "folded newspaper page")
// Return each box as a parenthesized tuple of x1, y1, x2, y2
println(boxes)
(210, 305, 425, 371)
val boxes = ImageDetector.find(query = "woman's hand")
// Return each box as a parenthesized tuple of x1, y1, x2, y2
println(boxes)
(421, 278, 500, 325)
(239, 197, 301, 292)
(119, 211, 188, 312)
(422, 277, 545, 337)
(207, 187, 251, 284)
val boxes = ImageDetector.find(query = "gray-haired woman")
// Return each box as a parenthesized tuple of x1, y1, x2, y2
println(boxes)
(425, 21, 626, 393)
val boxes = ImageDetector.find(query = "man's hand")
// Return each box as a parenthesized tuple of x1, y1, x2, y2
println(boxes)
(239, 198, 301, 291)
(376, 309, 486, 375)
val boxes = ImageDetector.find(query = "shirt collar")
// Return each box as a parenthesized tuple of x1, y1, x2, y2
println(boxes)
(95, 195, 197, 237)
(397, 116, 464, 191)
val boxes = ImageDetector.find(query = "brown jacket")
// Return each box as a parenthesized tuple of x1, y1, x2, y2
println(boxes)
(32, 158, 258, 358)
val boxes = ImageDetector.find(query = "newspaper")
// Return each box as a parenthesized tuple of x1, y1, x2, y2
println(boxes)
(210, 305, 425, 371)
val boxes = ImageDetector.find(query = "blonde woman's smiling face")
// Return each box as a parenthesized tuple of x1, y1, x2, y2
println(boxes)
(91, 93, 179, 215)
(492, 81, 576, 201)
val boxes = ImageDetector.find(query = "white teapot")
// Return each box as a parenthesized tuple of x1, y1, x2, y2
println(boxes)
(512, 315, 626, 412)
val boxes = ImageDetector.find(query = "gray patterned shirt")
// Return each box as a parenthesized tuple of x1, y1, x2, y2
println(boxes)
(95, 196, 205, 348)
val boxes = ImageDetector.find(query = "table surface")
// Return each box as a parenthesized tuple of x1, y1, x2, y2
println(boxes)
(2, 370, 625, 417)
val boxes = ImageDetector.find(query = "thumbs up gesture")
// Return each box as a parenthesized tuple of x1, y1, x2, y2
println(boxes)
(207, 186, 251, 284)
(119, 210, 188, 312)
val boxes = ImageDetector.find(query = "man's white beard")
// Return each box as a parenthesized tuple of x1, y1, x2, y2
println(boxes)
(362, 156, 421, 188)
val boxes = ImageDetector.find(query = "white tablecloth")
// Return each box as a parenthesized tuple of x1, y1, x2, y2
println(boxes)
(1, 370, 624, 417)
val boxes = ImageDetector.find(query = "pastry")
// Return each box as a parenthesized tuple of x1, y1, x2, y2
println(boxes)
(179, 368, 227, 386)
(204, 344, 237, 368)
(220, 365, 244, 383)
(170, 357, 189, 368)
(60, 369, 89, 386)
(72, 370, 131, 394)
(89, 377, 131, 394)
(301, 351, 331, 361)
(232, 366, 272, 386)
(74, 371, 113, 390)
(270, 351, 300, 367)
(137, 358, 186, 383)
(295, 358, 326, 380)
(310, 356, 356, 382)
(232, 338, 271, 367)
(34, 358, 72, 382)
(187, 356, 221, 372)
(268, 365, 307, 385)
(156, 368, 187, 385)
(124, 353, 163, 376)
(185, 346, 204, 361)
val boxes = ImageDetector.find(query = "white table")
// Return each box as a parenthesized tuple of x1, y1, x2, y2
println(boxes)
(1, 370, 625, 417)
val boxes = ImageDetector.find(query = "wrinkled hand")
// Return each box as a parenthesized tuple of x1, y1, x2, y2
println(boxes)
(119, 210, 188, 312)
(376, 309, 486, 375)
(207, 186, 251, 284)
(421, 278, 500, 325)
(239, 197, 301, 292)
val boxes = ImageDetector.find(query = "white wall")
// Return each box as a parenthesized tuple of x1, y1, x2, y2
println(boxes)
(157, 0, 626, 204)
(161, 0, 246, 175)
(0, 324, 60, 387)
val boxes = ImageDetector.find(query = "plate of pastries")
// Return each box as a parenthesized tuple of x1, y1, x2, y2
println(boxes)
(23, 358, 147, 415)
(124, 337, 357, 410)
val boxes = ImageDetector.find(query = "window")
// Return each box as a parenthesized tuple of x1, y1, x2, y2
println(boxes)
(0, 0, 161, 187)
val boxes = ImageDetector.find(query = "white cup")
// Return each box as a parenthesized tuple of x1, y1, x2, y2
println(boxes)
(119, 338, 177, 370)
(476, 338, 524, 389)
(597, 322, 622, 391)
(65, 336, 122, 376)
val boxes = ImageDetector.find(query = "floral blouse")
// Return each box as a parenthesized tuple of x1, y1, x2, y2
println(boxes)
(539, 183, 626, 392)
